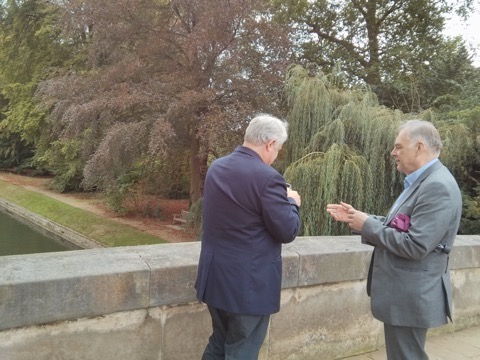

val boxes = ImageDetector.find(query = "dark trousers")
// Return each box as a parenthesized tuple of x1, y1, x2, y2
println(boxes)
(384, 323, 429, 360)
(202, 305, 270, 360)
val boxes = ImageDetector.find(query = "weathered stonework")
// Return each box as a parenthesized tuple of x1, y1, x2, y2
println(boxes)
(0, 236, 478, 359)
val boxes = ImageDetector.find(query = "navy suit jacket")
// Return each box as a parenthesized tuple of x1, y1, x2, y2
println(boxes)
(195, 146, 301, 316)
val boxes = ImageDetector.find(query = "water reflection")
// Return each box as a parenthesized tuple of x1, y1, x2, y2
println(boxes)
(0, 209, 71, 256)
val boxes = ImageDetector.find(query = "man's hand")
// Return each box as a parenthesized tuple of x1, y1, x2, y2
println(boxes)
(346, 207, 368, 232)
(326, 202, 354, 222)
(326, 202, 368, 232)
(287, 189, 301, 207)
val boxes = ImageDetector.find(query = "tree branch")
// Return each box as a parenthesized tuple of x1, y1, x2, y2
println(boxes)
(307, 22, 369, 69)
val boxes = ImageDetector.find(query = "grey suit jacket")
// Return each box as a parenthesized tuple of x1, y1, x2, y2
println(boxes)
(361, 160, 462, 328)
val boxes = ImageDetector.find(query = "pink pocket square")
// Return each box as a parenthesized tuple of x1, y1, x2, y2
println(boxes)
(390, 213, 411, 232)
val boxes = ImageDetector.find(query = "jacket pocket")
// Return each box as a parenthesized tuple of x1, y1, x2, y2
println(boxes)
(393, 257, 428, 272)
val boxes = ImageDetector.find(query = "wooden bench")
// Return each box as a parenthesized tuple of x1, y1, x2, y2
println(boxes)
(173, 210, 190, 226)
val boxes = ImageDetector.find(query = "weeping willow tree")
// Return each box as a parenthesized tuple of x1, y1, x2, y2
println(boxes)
(284, 65, 476, 236)
(284, 65, 404, 235)
(436, 121, 476, 181)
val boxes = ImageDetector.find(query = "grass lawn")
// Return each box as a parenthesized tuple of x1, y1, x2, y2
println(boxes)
(0, 180, 168, 247)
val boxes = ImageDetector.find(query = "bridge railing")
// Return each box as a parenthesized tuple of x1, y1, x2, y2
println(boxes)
(0, 235, 479, 360)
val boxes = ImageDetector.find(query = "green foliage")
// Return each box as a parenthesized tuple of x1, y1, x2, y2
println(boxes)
(273, 0, 477, 113)
(35, 139, 84, 192)
(0, 0, 82, 171)
(284, 65, 351, 162)
(284, 65, 405, 235)
(0, 0, 478, 233)
(0, 82, 45, 168)
(433, 68, 480, 234)
(105, 172, 141, 215)
(383, 38, 478, 112)
(285, 64, 479, 235)
(285, 145, 374, 235)
(273, 0, 448, 78)
(0, 130, 34, 168)
(437, 121, 476, 180)
(461, 189, 480, 234)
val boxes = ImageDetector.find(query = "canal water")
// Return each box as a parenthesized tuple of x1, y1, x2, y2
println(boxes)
(0, 209, 71, 256)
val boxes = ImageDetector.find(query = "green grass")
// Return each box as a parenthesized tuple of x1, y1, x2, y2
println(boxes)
(0, 180, 168, 247)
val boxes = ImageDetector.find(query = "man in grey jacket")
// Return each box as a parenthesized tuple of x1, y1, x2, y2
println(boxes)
(327, 120, 462, 359)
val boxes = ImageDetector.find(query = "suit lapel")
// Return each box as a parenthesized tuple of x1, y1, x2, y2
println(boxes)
(385, 161, 443, 224)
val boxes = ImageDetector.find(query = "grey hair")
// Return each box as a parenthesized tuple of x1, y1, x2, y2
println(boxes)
(244, 114, 288, 147)
(400, 120, 442, 154)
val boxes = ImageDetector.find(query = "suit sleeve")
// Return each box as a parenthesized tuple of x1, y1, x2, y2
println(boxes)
(260, 172, 301, 244)
(361, 181, 455, 260)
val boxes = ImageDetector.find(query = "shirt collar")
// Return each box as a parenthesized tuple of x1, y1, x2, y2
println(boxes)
(404, 158, 438, 189)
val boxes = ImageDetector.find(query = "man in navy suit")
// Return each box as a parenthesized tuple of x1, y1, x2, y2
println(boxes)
(327, 120, 462, 359)
(195, 114, 301, 359)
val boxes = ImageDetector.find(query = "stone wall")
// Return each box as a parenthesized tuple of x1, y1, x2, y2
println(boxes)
(0, 236, 479, 360)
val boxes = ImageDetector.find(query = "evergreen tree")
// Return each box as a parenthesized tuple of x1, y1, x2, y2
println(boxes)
(0, 0, 79, 171)
(272, 0, 475, 112)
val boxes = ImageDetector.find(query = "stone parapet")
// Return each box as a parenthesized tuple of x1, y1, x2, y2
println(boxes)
(0, 235, 479, 359)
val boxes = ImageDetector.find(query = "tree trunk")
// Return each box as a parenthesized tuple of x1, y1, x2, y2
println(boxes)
(364, 0, 381, 87)
(189, 131, 207, 206)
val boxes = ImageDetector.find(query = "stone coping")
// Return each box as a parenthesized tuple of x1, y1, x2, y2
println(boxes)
(0, 235, 478, 331)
